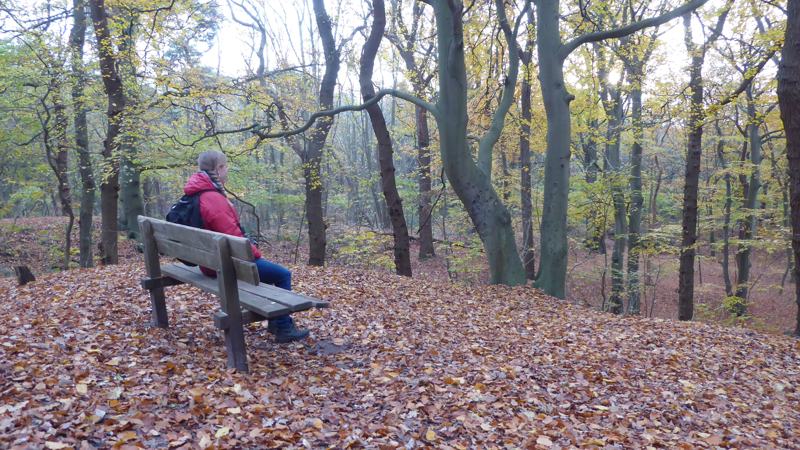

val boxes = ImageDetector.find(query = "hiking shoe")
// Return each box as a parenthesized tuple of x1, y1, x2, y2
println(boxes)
(272, 326, 310, 343)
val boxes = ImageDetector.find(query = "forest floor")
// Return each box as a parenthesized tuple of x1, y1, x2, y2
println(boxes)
(1, 217, 800, 448)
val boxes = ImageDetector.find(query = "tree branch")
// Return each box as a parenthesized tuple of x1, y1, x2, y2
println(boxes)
(253, 88, 439, 139)
(709, 47, 778, 113)
(559, 0, 710, 60)
(477, 0, 530, 176)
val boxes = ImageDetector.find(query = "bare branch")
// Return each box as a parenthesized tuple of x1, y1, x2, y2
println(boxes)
(559, 0, 710, 60)
(253, 88, 438, 140)
(710, 47, 778, 112)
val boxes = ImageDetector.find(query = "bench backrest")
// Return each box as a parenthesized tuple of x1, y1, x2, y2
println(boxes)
(138, 216, 259, 285)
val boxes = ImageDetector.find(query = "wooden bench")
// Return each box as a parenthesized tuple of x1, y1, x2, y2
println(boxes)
(137, 216, 328, 372)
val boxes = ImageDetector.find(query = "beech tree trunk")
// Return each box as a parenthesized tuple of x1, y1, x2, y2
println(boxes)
(117, 25, 144, 241)
(41, 76, 74, 271)
(70, 0, 94, 268)
(519, 11, 536, 280)
(715, 123, 734, 296)
(733, 87, 762, 310)
(677, 45, 705, 321)
(53, 97, 74, 271)
(416, 105, 435, 258)
(305, 0, 340, 266)
(597, 45, 626, 315)
(534, 0, 707, 298)
(360, 0, 412, 277)
(777, 0, 800, 336)
(626, 65, 645, 315)
(580, 119, 605, 254)
(535, 0, 573, 297)
(677, 6, 731, 320)
(119, 154, 144, 240)
(90, 0, 124, 265)
(432, 0, 526, 285)
(387, 0, 435, 259)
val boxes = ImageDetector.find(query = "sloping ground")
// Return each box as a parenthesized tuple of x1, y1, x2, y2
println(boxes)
(0, 217, 139, 276)
(1, 263, 799, 449)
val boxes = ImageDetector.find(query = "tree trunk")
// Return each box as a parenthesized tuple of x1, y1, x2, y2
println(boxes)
(777, 0, 800, 336)
(535, 0, 572, 297)
(70, 0, 94, 268)
(433, 1, 525, 285)
(416, 104, 435, 258)
(650, 155, 662, 227)
(581, 119, 605, 254)
(677, 6, 732, 320)
(626, 66, 644, 315)
(42, 78, 75, 271)
(520, 14, 536, 280)
(117, 23, 143, 241)
(733, 87, 762, 311)
(14, 266, 35, 285)
(387, 0, 436, 259)
(534, 0, 710, 298)
(54, 97, 74, 270)
(119, 154, 144, 240)
(715, 123, 734, 296)
(360, 0, 412, 277)
(678, 47, 704, 321)
(90, 0, 125, 265)
(598, 47, 626, 315)
(305, 0, 339, 266)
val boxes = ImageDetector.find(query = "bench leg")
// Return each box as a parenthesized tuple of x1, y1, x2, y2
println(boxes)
(224, 321, 249, 372)
(149, 287, 169, 328)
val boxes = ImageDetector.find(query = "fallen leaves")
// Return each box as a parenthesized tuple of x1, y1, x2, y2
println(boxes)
(1, 254, 799, 449)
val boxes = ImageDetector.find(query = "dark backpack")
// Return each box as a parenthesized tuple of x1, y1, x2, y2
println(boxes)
(166, 193, 205, 229)
(165, 191, 212, 266)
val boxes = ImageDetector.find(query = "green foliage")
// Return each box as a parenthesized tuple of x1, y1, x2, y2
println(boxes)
(328, 229, 394, 271)
(722, 295, 746, 316)
(444, 236, 484, 285)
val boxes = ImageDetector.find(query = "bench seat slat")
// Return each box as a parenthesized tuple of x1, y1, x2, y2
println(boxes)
(154, 236, 259, 285)
(149, 220, 253, 260)
(155, 238, 220, 269)
(162, 264, 302, 317)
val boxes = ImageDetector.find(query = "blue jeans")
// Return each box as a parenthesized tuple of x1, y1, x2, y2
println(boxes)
(254, 258, 295, 331)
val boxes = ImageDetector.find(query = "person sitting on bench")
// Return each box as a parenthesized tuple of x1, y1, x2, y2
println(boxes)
(184, 150, 310, 343)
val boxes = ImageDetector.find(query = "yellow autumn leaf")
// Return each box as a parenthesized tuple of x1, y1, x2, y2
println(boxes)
(117, 430, 137, 443)
(107, 387, 122, 400)
(106, 357, 120, 366)
(215, 426, 230, 438)
(536, 435, 553, 446)
(226, 407, 241, 414)
(198, 435, 212, 449)
(425, 428, 437, 441)
(44, 442, 71, 450)
(75, 384, 88, 395)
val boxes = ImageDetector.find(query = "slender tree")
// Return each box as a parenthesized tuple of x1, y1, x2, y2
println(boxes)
(677, 0, 775, 320)
(777, 0, 800, 336)
(622, 23, 660, 315)
(534, 0, 711, 298)
(360, 0, 412, 276)
(595, 42, 627, 314)
(70, 0, 94, 267)
(519, 7, 536, 280)
(386, 0, 436, 259)
(303, 0, 339, 266)
(90, 0, 126, 265)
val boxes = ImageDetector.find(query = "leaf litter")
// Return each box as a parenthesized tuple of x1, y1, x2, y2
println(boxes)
(0, 262, 799, 449)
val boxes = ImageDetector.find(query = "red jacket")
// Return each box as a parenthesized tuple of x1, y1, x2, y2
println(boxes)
(183, 171, 262, 260)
